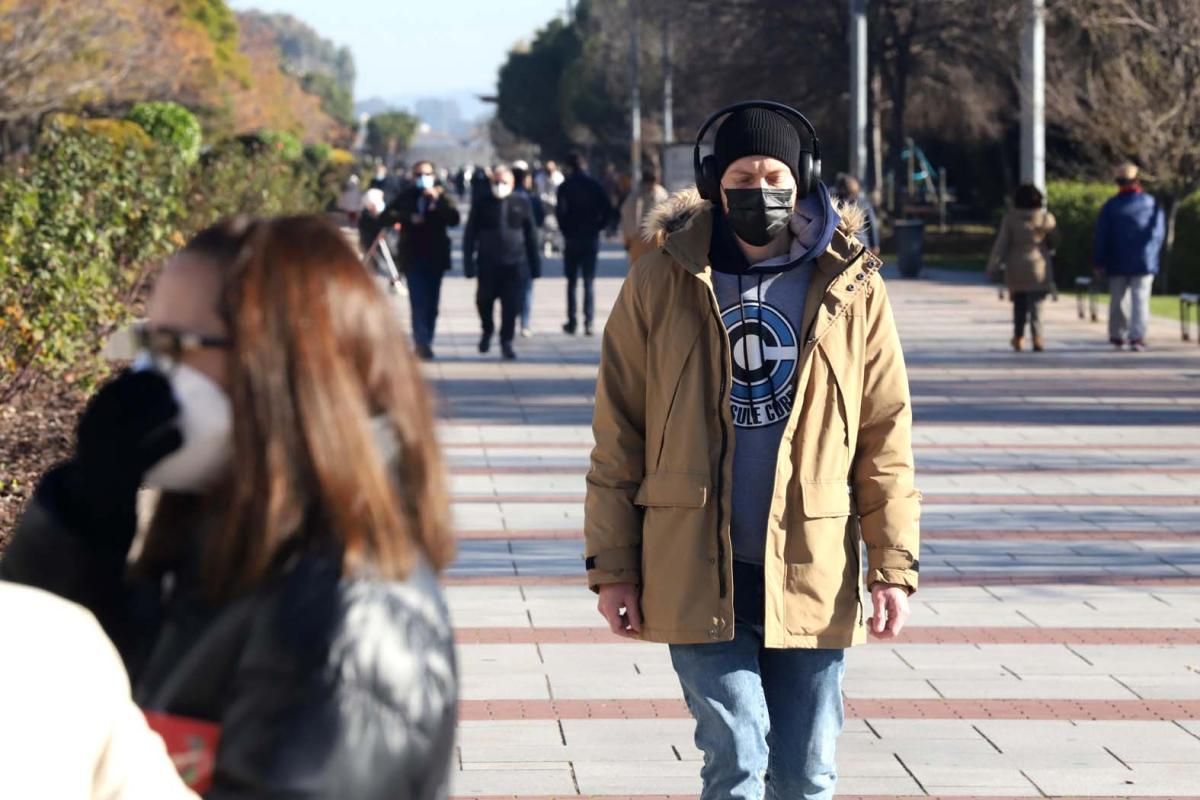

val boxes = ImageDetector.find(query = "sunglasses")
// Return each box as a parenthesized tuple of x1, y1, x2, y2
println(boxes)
(130, 322, 230, 367)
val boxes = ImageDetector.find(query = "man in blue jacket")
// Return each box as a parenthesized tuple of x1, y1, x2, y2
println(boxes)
(1094, 163, 1165, 351)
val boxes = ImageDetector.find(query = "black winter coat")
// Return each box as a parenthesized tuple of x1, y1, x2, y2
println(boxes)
(383, 186, 461, 273)
(555, 171, 611, 240)
(0, 483, 458, 800)
(463, 193, 542, 280)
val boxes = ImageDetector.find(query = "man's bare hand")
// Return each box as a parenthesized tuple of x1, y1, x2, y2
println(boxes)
(597, 582, 642, 638)
(868, 583, 911, 640)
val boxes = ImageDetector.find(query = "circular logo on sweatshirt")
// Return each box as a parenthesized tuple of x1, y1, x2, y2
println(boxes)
(721, 300, 799, 428)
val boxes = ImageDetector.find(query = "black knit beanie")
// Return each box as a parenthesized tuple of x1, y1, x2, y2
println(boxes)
(713, 107, 802, 183)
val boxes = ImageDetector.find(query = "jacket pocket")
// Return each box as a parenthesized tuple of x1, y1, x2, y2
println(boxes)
(800, 481, 851, 519)
(635, 471, 710, 508)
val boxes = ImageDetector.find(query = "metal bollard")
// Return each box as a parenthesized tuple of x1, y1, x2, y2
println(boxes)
(1181, 293, 1199, 343)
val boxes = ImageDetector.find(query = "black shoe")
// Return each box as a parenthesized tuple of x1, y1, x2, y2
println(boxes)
(501, 344, 517, 360)
(584, 322, 595, 336)
(562, 322, 577, 335)
(478, 334, 491, 354)
(415, 344, 435, 361)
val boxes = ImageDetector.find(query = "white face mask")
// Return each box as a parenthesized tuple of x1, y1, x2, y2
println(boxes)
(135, 356, 233, 492)
(492, 182, 513, 199)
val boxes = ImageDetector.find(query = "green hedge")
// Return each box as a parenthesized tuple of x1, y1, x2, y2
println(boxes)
(0, 114, 350, 397)
(128, 102, 204, 166)
(1046, 180, 1200, 292)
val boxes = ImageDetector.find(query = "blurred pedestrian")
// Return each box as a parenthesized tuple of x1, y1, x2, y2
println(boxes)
(390, 162, 411, 202)
(986, 184, 1058, 352)
(0, 583, 197, 799)
(512, 159, 545, 337)
(368, 162, 389, 192)
(601, 162, 622, 237)
(538, 159, 566, 259)
(555, 153, 611, 335)
(463, 166, 541, 360)
(834, 175, 880, 254)
(337, 174, 363, 225)
(619, 166, 668, 265)
(383, 161, 461, 360)
(1094, 162, 1165, 351)
(1, 215, 459, 799)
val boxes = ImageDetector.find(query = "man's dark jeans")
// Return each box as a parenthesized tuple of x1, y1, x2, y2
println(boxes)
(406, 259, 444, 349)
(477, 266, 523, 346)
(563, 235, 599, 329)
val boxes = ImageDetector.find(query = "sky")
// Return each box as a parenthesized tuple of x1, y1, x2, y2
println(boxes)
(229, 0, 570, 109)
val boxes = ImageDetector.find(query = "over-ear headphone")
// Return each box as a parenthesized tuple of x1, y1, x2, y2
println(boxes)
(693, 99, 822, 202)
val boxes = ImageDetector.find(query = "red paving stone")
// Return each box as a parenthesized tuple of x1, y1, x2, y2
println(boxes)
(458, 698, 1200, 721)
(456, 528, 1198, 541)
(452, 493, 1200, 506)
(446, 573, 1200, 588)
(454, 626, 1200, 646)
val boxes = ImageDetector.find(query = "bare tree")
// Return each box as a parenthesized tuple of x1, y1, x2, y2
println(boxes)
(1048, 0, 1200, 290)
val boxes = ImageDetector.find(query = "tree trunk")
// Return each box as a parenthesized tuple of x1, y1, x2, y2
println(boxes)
(870, 63, 885, 208)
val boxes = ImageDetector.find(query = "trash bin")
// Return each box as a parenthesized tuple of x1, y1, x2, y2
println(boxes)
(893, 219, 924, 278)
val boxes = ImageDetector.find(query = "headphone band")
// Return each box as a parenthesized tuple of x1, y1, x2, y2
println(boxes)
(692, 100, 821, 177)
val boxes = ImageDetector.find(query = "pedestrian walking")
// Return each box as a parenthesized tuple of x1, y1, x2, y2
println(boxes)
(834, 174, 880, 254)
(337, 174, 363, 225)
(0, 583, 197, 799)
(555, 153, 611, 335)
(538, 159, 565, 259)
(1094, 162, 1165, 351)
(619, 167, 669, 266)
(585, 101, 920, 800)
(368, 162, 390, 192)
(463, 166, 541, 360)
(383, 160, 461, 360)
(512, 160, 545, 337)
(987, 184, 1059, 352)
(1, 215, 459, 799)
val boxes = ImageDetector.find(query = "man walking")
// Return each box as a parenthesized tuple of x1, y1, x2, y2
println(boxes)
(835, 174, 881, 255)
(555, 153, 611, 336)
(619, 167, 669, 266)
(1094, 163, 1165, 351)
(584, 103, 920, 799)
(463, 165, 541, 361)
(385, 160, 460, 360)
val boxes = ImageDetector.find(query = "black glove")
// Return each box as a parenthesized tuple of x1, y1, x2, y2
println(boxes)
(40, 369, 183, 553)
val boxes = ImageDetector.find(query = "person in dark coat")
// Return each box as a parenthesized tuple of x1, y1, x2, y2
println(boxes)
(511, 160, 545, 337)
(555, 153, 612, 336)
(0, 216, 459, 800)
(382, 161, 461, 360)
(463, 165, 542, 360)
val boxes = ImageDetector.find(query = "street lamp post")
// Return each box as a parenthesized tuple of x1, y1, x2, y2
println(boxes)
(630, 0, 642, 180)
(849, 0, 869, 182)
(1020, 0, 1046, 190)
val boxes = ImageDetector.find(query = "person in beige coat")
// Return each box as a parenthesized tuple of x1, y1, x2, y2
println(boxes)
(0, 582, 196, 800)
(620, 167, 669, 266)
(585, 103, 919, 800)
(986, 184, 1059, 352)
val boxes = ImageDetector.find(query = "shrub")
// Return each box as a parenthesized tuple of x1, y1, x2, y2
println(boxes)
(0, 114, 344, 399)
(127, 102, 204, 166)
(258, 129, 304, 161)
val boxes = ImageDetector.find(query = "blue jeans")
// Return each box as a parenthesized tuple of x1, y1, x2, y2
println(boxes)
(406, 260, 444, 349)
(521, 273, 534, 330)
(669, 561, 846, 800)
(563, 236, 599, 327)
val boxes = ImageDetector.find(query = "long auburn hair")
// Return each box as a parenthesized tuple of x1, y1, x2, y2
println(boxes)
(140, 215, 453, 599)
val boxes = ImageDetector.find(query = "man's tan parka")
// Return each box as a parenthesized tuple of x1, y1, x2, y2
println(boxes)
(584, 189, 920, 649)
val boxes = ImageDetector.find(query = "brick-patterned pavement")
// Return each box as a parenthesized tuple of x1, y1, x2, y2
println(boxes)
(413, 228, 1200, 798)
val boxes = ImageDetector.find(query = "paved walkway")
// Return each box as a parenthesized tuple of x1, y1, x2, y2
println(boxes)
(415, 227, 1200, 799)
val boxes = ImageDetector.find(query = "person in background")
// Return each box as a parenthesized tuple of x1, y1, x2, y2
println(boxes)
(0, 582, 197, 799)
(337, 174, 363, 225)
(389, 162, 410, 203)
(539, 159, 566, 259)
(986, 184, 1059, 352)
(1, 215, 459, 799)
(555, 153, 611, 336)
(1094, 162, 1166, 352)
(601, 162, 622, 237)
(619, 166, 668, 266)
(463, 165, 541, 360)
(383, 161, 461, 360)
(512, 159, 545, 337)
(834, 175, 880, 254)
(454, 167, 467, 199)
(368, 162, 390, 192)
(470, 166, 493, 205)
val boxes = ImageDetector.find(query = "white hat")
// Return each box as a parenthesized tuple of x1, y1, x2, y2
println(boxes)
(512, 159, 530, 172)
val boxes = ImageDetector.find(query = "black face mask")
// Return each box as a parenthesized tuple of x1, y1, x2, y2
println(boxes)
(722, 187, 794, 246)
